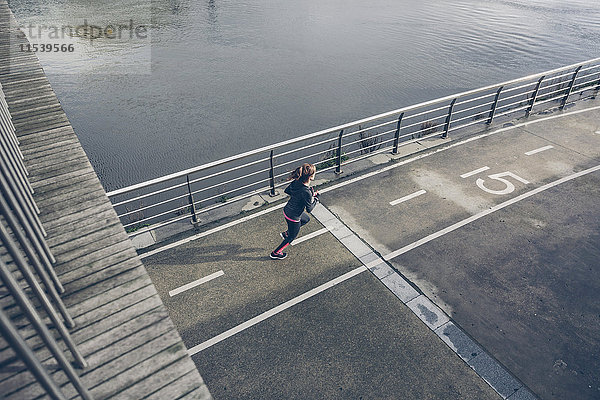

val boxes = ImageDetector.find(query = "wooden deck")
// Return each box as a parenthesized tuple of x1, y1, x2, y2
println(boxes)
(0, 1, 212, 398)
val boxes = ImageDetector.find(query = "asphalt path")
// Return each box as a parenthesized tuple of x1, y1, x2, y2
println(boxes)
(142, 102, 600, 399)
(144, 207, 499, 399)
(325, 106, 600, 399)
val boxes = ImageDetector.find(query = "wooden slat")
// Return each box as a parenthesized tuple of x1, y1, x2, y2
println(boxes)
(25, 142, 87, 165)
(63, 262, 148, 311)
(29, 166, 93, 189)
(27, 153, 90, 176)
(30, 172, 97, 200)
(144, 369, 208, 400)
(87, 335, 186, 399)
(46, 206, 118, 245)
(71, 280, 155, 325)
(54, 239, 135, 277)
(58, 245, 137, 286)
(115, 355, 196, 399)
(180, 385, 213, 400)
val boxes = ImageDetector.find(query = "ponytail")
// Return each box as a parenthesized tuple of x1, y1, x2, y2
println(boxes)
(288, 163, 316, 183)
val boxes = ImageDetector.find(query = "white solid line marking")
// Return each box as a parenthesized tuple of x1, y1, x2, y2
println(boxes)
(169, 270, 224, 297)
(390, 190, 427, 206)
(291, 228, 328, 246)
(187, 266, 367, 355)
(320, 105, 600, 196)
(383, 165, 600, 261)
(525, 145, 554, 156)
(460, 166, 490, 179)
(142, 105, 600, 257)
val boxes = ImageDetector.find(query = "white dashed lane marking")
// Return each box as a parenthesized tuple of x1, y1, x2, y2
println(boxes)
(169, 270, 225, 297)
(291, 228, 329, 246)
(525, 145, 554, 155)
(460, 166, 490, 179)
(390, 190, 427, 206)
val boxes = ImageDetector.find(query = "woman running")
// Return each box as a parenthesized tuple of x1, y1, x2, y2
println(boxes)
(270, 163, 319, 260)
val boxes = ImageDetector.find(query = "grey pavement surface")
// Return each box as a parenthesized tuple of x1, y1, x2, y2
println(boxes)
(325, 100, 600, 399)
(141, 99, 600, 400)
(144, 209, 500, 399)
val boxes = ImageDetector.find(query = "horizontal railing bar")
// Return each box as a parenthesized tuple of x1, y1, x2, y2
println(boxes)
(111, 180, 187, 207)
(312, 160, 339, 175)
(579, 64, 600, 74)
(341, 128, 397, 149)
(447, 114, 491, 132)
(530, 91, 579, 108)
(125, 210, 190, 233)
(451, 100, 496, 117)
(190, 166, 272, 197)
(272, 136, 338, 160)
(539, 79, 573, 92)
(122, 204, 190, 228)
(339, 119, 398, 139)
(108, 57, 600, 197)
(450, 112, 487, 126)
(195, 177, 272, 206)
(117, 192, 189, 219)
(341, 141, 399, 163)
(541, 69, 578, 82)
(189, 184, 276, 218)
(493, 98, 538, 115)
(521, 86, 568, 104)
(402, 103, 450, 121)
(275, 147, 337, 171)
(500, 80, 539, 94)
(453, 92, 497, 107)
(343, 137, 396, 159)
(401, 114, 447, 131)
(495, 88, 536, 104)
(572, 81, 598, 92)
(492, 103, 533, 120)
(574, 70, 599, 82)
(113, 155, 270, 207)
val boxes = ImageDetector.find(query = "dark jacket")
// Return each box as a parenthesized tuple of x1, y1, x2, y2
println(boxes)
(283, 179, 318, 221)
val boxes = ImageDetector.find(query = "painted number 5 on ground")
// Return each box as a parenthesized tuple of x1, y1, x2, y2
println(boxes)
(476, 171, 530, 195)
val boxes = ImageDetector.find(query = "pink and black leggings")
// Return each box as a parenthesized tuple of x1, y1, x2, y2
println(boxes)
(274, 212, 310, 254)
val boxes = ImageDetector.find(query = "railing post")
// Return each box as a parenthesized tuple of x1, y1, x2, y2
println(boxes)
(0, 309, 67, 400)
(186, 175, 199, 228)
(442, 98, 457, 139)
(392, 113, 404, 154)
(526, 76, 545, 117)
(0, 222, 85, 366)
(560, 66, 582, 110)
(593, 73, 600, 99)
(0, 193, 73, 327)
(335, 129, 343, 174)
(487, 86, 503, 124)
(0, 169, 61, 292)
(269, 150, 277, 196)
(0, 259, 92, 400)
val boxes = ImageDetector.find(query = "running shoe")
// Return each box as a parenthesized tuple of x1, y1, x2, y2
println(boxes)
(270, 251, 287, 260)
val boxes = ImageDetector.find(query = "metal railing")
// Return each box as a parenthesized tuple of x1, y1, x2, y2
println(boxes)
(0, 83, 92, 400)
(108, 58, 600, 237)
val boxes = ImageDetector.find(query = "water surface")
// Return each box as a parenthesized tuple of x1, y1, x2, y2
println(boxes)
(9, 0, 600, 190)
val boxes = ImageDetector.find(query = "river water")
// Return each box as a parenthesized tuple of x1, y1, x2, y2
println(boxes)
(8, 0, 600, 191)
